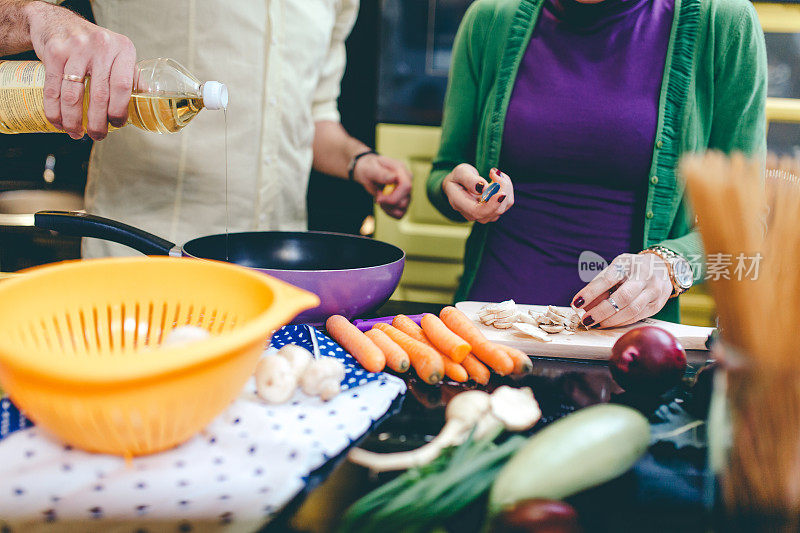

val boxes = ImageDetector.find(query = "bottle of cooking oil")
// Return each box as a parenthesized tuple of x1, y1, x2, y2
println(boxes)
(0, 58, 227, 135)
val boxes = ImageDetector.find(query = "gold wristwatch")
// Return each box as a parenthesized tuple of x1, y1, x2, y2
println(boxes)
(640, 245, 693, 298)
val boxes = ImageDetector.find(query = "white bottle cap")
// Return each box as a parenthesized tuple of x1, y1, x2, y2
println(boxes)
(201, 81, 228, 110)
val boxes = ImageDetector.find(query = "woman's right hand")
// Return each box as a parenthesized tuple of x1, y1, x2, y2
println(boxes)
(442, 164, 514, 224)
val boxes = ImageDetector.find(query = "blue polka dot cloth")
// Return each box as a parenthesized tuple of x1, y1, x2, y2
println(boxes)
(269, 325, 386, 392)
(0, 397, 32, 443)
(0, 326, 407, 529)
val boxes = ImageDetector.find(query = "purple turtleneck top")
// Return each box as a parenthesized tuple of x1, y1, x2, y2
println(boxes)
(468, 0, 674, 306)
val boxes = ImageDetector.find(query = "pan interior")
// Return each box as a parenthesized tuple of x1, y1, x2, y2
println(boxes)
(183, 231, 404, 271)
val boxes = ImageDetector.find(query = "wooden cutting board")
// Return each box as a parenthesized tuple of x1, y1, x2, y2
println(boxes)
(455, 301, 714, 360)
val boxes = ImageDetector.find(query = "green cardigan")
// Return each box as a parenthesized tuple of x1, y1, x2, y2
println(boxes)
(426, 0, 767, 322)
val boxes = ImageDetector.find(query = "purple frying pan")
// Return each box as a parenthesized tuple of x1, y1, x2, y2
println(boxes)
(35, 211, 405, 325)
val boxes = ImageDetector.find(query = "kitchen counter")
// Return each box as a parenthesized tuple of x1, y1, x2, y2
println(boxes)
(272, 301, 713, 533)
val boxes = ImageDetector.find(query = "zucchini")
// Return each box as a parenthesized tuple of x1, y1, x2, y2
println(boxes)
(488, 404, 650, 515)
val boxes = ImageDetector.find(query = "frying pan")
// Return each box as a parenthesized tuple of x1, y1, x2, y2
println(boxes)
(35, 211, 405, 325)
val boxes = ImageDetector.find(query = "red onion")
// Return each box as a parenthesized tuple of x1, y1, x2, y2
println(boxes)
(609, 326, 687, 395)
(491, 499, 581, 533)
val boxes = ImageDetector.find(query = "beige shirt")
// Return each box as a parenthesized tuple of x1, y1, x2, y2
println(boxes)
(82, 0, 358, 257)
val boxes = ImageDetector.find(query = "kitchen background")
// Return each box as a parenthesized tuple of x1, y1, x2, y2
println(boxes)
(3, 0, 800, 314)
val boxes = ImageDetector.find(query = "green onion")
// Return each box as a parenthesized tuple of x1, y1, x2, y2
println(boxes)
(339, 434, 524, 533)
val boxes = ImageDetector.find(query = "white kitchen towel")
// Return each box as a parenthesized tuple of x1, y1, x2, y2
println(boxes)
(0, 329, 406, 533)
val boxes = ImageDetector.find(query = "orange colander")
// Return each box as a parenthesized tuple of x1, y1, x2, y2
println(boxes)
(0, 257, 319, 457)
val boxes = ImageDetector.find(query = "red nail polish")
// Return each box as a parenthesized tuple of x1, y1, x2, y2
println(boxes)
(573, 296, 585, 308)
(476, 183, 484, 193)
(497, 195, 506, 203)
(583, 316, 595, 326)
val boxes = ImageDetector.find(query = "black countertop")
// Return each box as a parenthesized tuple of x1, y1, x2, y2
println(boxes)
(267, 301, 714, 533)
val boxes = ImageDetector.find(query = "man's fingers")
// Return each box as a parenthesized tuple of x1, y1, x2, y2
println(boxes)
(42, 45, 69, 131)
(379, 164, 412, 207)
(107, 38, 136, 128)
(382, 204, 407, 219)
(366, 158, 397, 187)
(60, 54, 90, 139)
(86, 57, 113, 140)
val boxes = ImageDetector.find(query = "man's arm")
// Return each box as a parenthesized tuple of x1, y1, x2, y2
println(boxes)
(313, 121, 412, 219)
(0, 0, 35, 55)
(0, 0, 136, 141)
(309, 0, 411, 219)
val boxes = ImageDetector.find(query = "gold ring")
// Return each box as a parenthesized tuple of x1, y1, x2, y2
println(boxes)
(62, 74, 85, 83)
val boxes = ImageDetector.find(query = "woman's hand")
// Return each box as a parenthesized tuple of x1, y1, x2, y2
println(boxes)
(442, 164, 514, 224)
(571, 253, 673, 328)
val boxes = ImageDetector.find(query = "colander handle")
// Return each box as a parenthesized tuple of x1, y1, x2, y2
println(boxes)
(34, 211, 176, 256)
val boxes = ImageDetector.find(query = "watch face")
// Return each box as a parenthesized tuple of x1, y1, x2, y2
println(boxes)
(673, 258, 693, 289)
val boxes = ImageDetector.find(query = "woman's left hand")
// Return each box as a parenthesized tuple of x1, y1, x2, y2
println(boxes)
(571, 252, 673, 328)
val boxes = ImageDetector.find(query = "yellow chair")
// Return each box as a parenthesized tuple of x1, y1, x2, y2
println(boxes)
(374, 124, 470, 304)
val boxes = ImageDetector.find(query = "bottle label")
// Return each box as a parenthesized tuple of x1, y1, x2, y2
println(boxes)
(0, 61, 60, 133)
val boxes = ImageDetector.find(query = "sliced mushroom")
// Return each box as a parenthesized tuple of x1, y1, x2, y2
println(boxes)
(517, 312, 540, 325)
(512, 322, 552, 342)
(539, 324, 565, 334)
(545, 309, 567, 325)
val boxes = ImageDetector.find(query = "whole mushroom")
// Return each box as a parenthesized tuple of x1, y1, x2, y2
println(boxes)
(301, 358, 346, 401)
(277, 344, 313, 375)
(348, 387, 541, 472)
(255, 356, 298, 404)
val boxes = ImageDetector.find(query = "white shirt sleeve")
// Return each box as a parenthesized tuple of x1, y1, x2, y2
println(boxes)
(311, 0, 359, 123)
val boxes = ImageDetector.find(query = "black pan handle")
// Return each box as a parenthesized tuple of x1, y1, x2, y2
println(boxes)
(34, 211, 176, 256)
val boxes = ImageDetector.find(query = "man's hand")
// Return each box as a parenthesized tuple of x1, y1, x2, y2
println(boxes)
(352, 153, 412, 219)
(24, 1, 136, 140)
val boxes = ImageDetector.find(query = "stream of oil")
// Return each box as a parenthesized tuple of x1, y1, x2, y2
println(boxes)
(224, 107, 229, 262)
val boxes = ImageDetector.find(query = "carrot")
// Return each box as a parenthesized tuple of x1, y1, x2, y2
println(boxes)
(439, 306, 514, 376)
(442, 357, 468, 383)
(365, 328, 410, 373)
(392, 314, 459, 366)
(373, 323, 444, 384)
(461, 354, 491, 385)
(392, 314, 427, 343)
(326, 315, 385, 373)
(496, 344, 533, 375)
(391, 315, 466, 382)
(420, 313, 471, 363)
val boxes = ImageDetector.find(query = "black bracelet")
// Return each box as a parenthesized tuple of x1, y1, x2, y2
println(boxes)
(348, 149, 378, 181)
